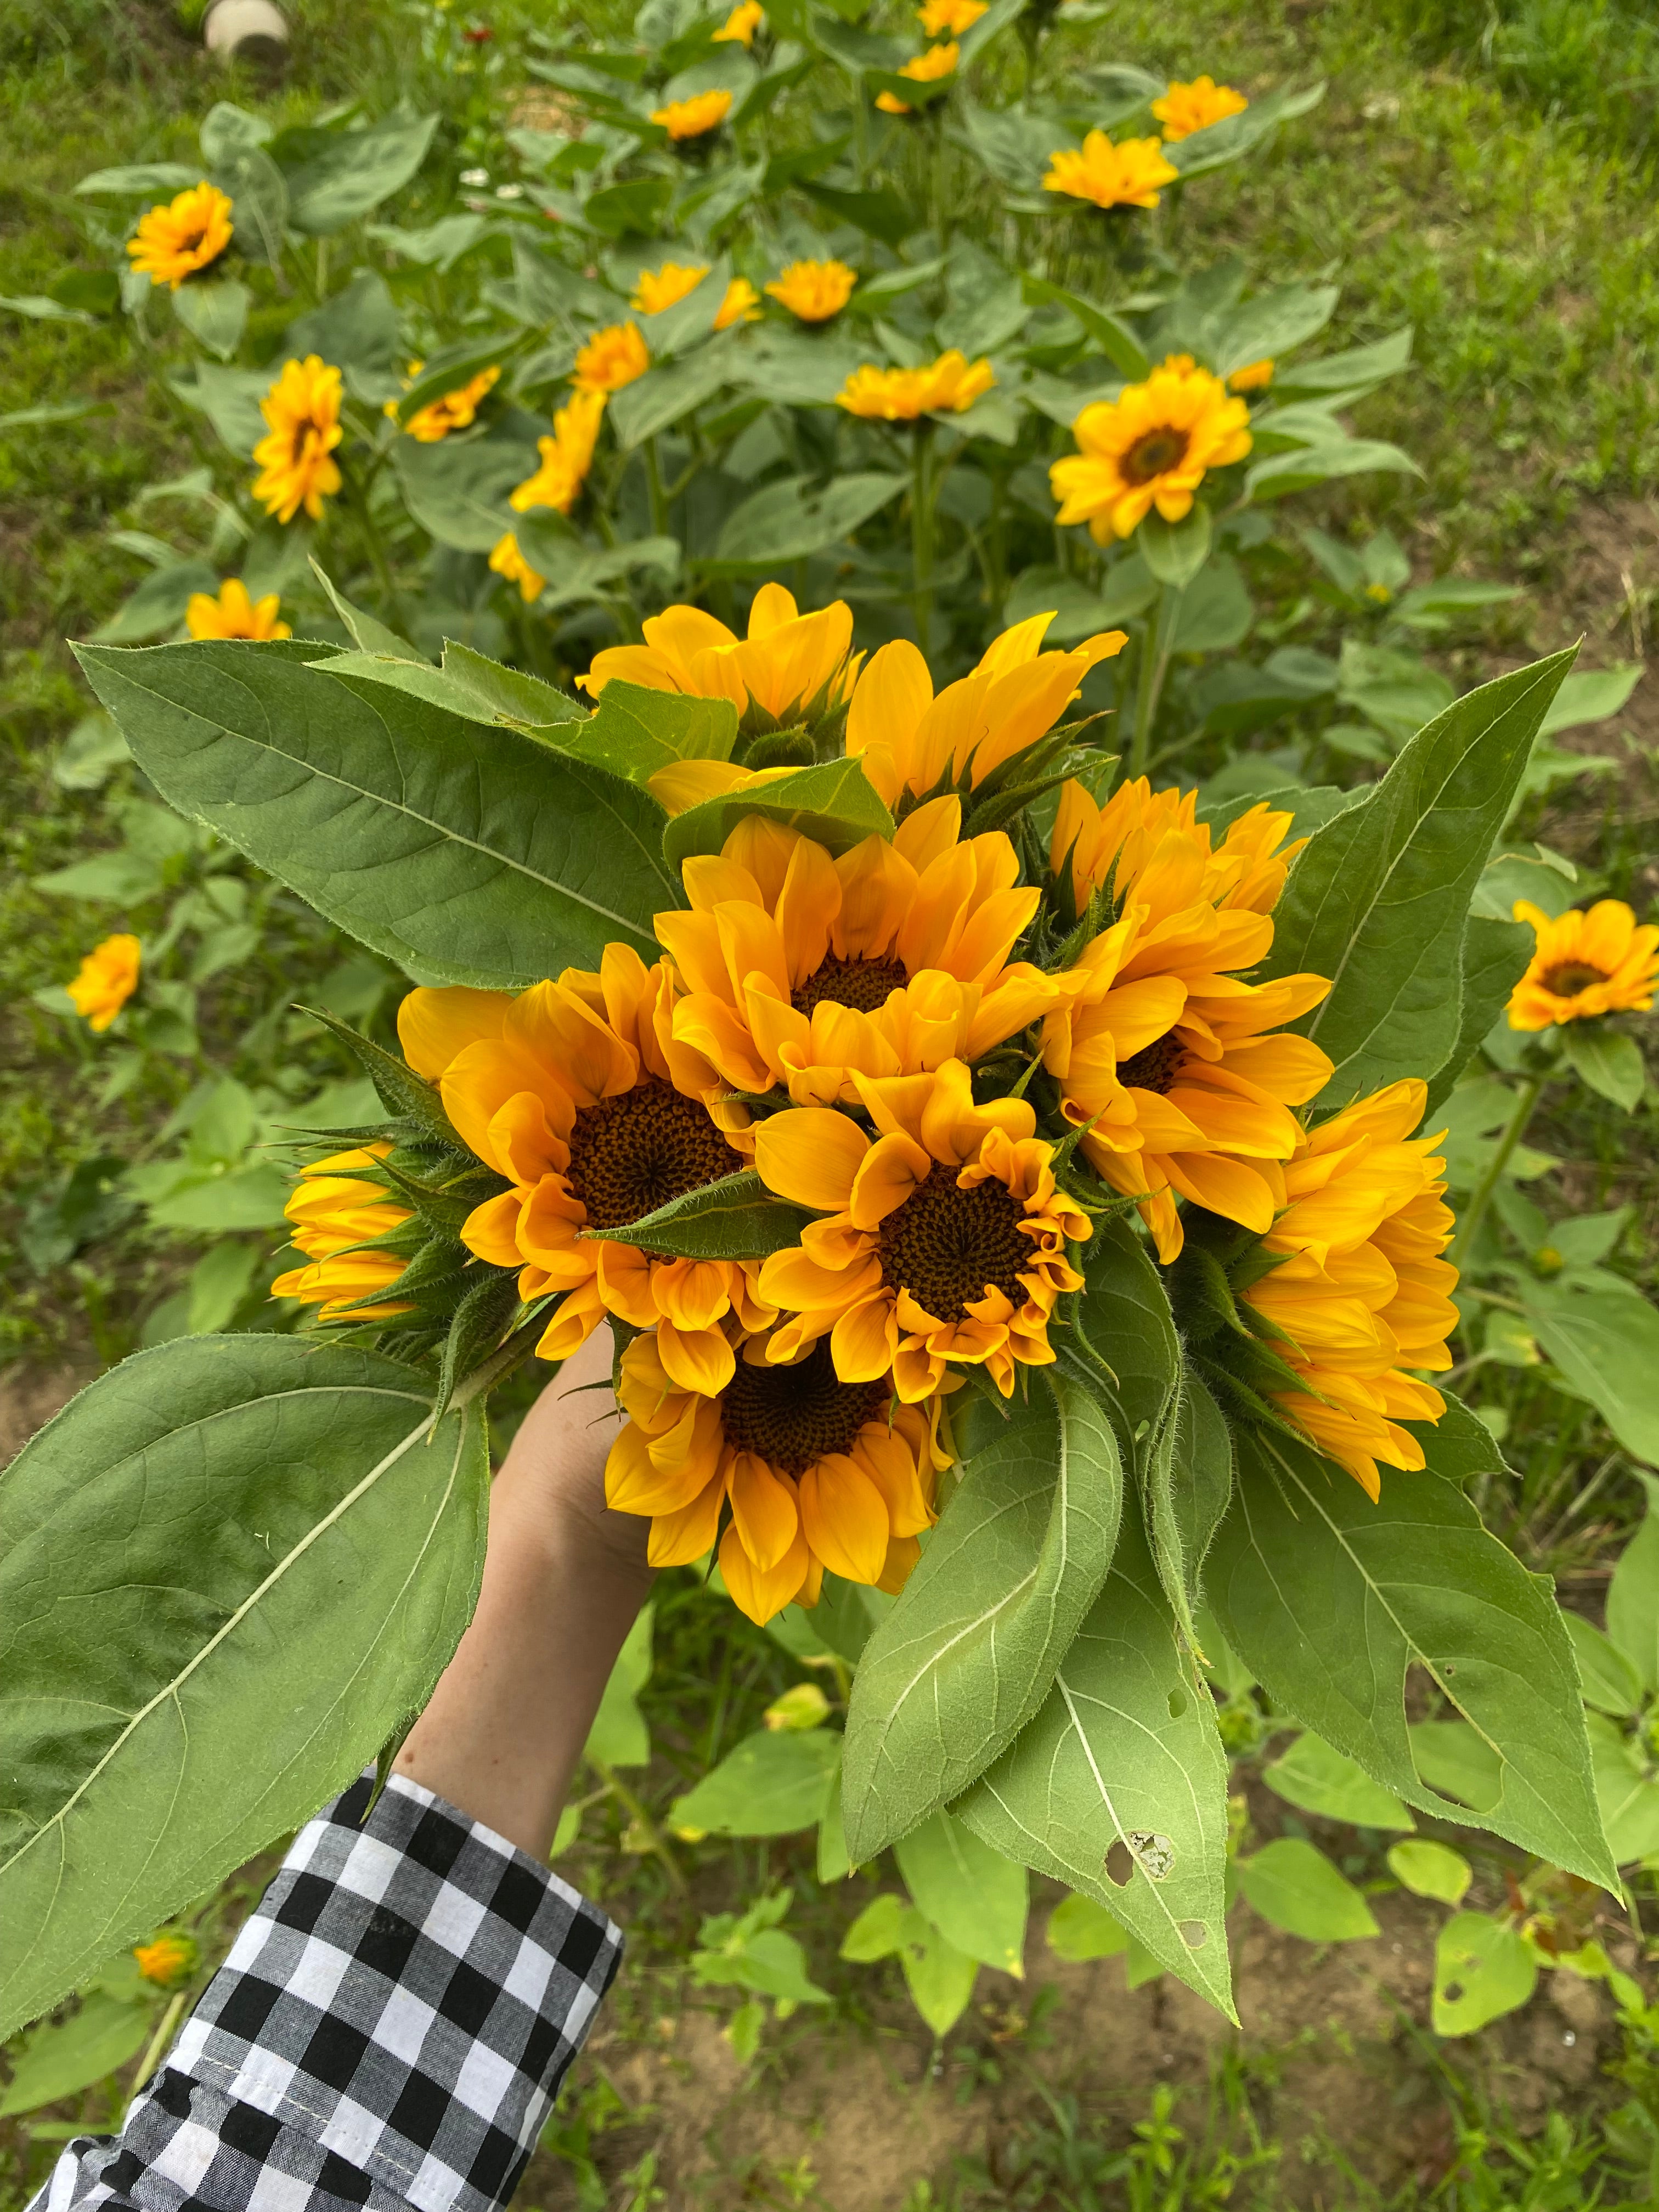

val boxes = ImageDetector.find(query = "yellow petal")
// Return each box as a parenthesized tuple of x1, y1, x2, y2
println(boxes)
(397, 985, 512, 1079)
(754, 1106, 868, 1210)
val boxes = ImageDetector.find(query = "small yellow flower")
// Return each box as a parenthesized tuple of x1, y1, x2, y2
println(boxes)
(489, 532, 546, 604)
(1227, 357, 1274, 394)
(876, 40, 958, 112)
(126, 181, 233, 290)
(66, 934, 140, 1032)
(714, 275, 763, 329)
(652, 88, 733, 140)
(1508, 900, 1659, 1029)
(1151, 74, 1249, 143)
(270, 1146, 417, 1319)
(764, 258, 858, 323)
(713, 0, 764, 42)
(133, 1932, 199, 1989)
(510, 386, 607, 517)
(572, 321, 650, 394)
(917, 0, 983, 34)
(631, 260, 710, 314)
(1051, 353, 1251, 542)
(1043, 131, 1177, 211)
(251, 356, 343, 526)
(404, 364, 501, 443)
(186, 578, 291, 641)
(837, 350, 994, 421)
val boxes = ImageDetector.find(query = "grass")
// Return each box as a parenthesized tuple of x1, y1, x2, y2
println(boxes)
(2, 0, 1658, 2202)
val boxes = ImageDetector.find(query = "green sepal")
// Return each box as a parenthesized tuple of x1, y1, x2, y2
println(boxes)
(296, 1006, 469, 1152)
(433, 1269, 526, 1422)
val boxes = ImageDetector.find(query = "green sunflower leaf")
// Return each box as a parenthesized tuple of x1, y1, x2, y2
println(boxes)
(662, 755, 894, 867)
(583, 1169, 809, 1261)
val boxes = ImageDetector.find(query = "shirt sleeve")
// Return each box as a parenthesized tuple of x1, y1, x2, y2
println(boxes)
(28, 1772, 622, 2212)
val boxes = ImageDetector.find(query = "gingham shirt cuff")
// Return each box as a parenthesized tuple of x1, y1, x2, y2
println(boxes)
(68, 1772, 621, 2212)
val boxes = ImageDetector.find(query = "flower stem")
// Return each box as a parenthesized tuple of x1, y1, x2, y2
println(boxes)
(642, 435, 670, 538)
(127, 1990, 189, 2107)
(1127, 584, 1182, 780)
(911, 419, 936, 656)
(590, 1758, 686, 1892)
(1448, 1070, 1546, 1273)
(341, 461, 408, 636)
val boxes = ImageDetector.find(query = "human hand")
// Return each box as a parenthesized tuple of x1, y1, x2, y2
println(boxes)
(493, 1325, 651, 1587)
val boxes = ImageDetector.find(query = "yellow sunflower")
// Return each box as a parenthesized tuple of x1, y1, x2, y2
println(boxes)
(509, 386, 607, 518)
(572, 321, 649, 394)
(1051, 777, 1305, 921)
(579, 582, 860, 738)
(606, 1327, 950, 1622)
(765, 258, 858, 323)
(404, 364, 501, 443)
(844, 612, 1125, 807)
(185, 578, 291, 641)
(918, 0, 984, 32)
(713, 0, 765, 41)
(400, 955, 769, 1395)
(876, 40, 957, 112)
(1150, 75, 1249, 142)
(1508, 900, 1659, 1029)
(1240, 1079, 1458, 1501)
(251, 356, 343, 526)
(1051, 353, 1252, 544)
(754, 1060, 1090, 1403)
(836, 350, 995, 421)
(631, 260, 709, 313)
(270, 1146, 416, 1320)
(66, 934, 140, 1031)
(652, 89, 733, 140)
(488, 532, 546, 603)
(1228, 357, 1274, 394)
(133, 1933, 199, 1990)
(126, 181, 233, 289)
(1043, 132, 1177, 211)
(658, 803, 1064, 1108)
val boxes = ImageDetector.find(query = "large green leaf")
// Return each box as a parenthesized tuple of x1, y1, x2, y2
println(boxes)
(955, 1491, 1235, 2018)
(1204, 1414, 1617, 1889)
(711, 472, 905, 568)
(76, 640, 679, 988)
(281, 114, 440, 234)
(0, 1336, 488, 2039)
(840, 1373, 1122, 1864)
(548, 678, 737, 783)
(668, 1727, 840, 1837)
(392, 429, 541, 552)
(1606, 1472, 1659, 1690)
(1421, 914, 1532, 1119)
(662, 756, 894, 867)
(586, 1169, 808, 1260)
(1520, 1285, 1659, 1470)
(1234, 1837, 1379, 1942)
(893, 1809, 1028, 1976)
(1261, 651, 1577, 1107)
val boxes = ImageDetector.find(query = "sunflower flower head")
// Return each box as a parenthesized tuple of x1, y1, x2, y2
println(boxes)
(1050, 778, 1304, 923)
(631, 259, 710, 314)
(845, 612, 1125, 808)
(579, 582, 861, 741)
(66, 934, 140, 1032)
(126, 181, 233, 289)
(715, 275, 763, 329)
(572, 321, 649, 394)
(1043, 131, 1177, 211)
(270, 1145, 417, 1321)
(918, 0, 984, 33)
(1051, 353, 1252, 544)
(836, 350, 994, 421)
(764, 258, 857, 323)
(1151, 75, 1249, 142)
(876, 40, 958, 111)
(1508, 900, 1659, 1030)
(404, 364, 501, 443)
(753, 1059, 1090, 1406)
(403, 956, 769, 1395)
(251, 356, 343, 526)
(133, 1932, 200, 1989)
(186, 578, 291, 641)
(606, 1325, 951, 1622)
(489, 532, 546, 603)
(714, 0, 765, 41)
(509, 387, 607, 517)
(1228, 357, 1274, 394)
(1230, 1079, 1459, 1501)
(652, 88, 733, 140)
(657, 804, 1068, 1107)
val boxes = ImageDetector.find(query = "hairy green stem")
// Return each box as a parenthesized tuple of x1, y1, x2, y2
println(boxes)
(910, 419, 936, 656)
(642, 435, 670, 537)
(341, 462, 408, 634)
(1448, 1070, 1546, 1273)
(127, 1991, 189, 2106)
(1127, 584, 1183, 779)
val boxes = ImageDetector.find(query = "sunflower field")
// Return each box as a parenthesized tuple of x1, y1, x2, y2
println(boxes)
(5, 0, 1659, 2199)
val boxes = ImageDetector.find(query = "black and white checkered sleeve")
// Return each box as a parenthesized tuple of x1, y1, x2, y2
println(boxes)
(30, 1773, 622, 2212)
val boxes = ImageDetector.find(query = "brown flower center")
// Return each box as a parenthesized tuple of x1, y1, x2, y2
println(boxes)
(792, 952, 910, 1017)
(1539, 960, 1607, 997)
(565, 1076, 736, 1230)
(878, 1160, 1029, 1324)
(1118, 1034, 1186, 1096)
(720, 1338, 890, 1475)
(1121, 426, 1189, 484)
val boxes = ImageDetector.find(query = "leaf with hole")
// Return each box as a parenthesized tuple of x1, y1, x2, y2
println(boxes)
(1433, 1911, 1536, 2036)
